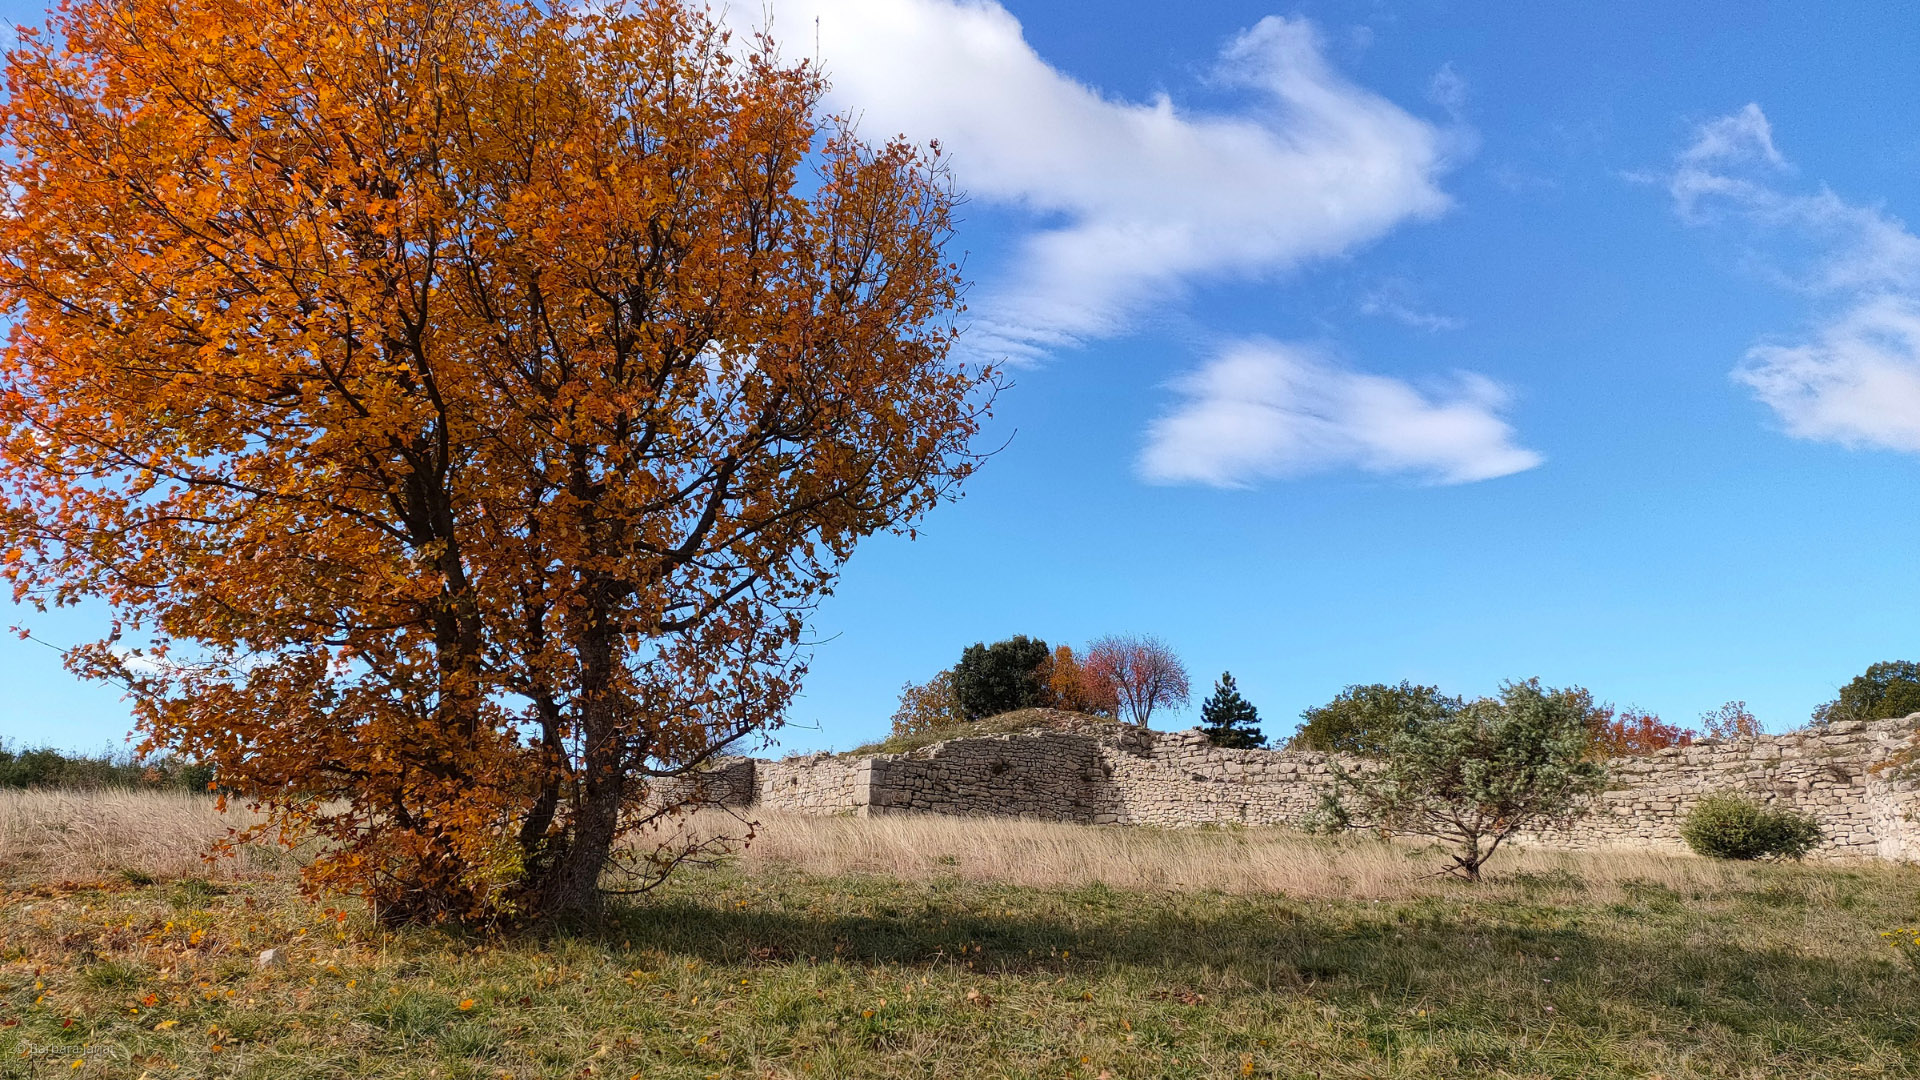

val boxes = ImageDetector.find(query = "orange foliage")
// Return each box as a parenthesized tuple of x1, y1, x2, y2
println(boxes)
(0, 0, 986, 923)
(1035, 645, 1117, 717)
(1589, 707, 1693, 757)
(890, 670, 967, 738)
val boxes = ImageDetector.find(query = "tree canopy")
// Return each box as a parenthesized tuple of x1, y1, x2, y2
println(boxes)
(1815, 661, 1920, 726)
(890, 670, 968, 739)
(951, 635, 1052, 720)
(1290, 682, 1461, 756)
(1084, 634, 1188, 727)
(1038, 644, 1117, 717)
(0, 0, 987, 924)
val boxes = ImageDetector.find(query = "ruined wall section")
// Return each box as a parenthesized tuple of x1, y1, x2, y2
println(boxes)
(726, 712, 1920, 859)
(752, 753, 865, 815)
(862, 732, 1109, 820)
(1556, 717, 1914, 855)
(1089, 730, 1337, 826)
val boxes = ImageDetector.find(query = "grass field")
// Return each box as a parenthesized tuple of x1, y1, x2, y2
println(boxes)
(2, 791, 1918, 1078)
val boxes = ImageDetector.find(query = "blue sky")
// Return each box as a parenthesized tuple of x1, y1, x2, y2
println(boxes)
(5, 0, 1920, 755)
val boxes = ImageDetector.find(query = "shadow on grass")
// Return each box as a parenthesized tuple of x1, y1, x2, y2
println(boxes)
(577, 870, 1920, 1060)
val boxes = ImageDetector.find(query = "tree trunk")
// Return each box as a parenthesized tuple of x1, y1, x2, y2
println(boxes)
(517, 615, 627, 925)
(519, 776, 622, 924)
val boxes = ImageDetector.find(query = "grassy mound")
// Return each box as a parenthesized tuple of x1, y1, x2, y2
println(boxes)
(850, 708, 1122, 756)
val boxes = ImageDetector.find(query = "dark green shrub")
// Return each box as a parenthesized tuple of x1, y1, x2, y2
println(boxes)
(175, 762, 219, 792)
(951, 635, 1051, 720)
(1813, 660, 1920, 725)
(0, 744, 127, 787)
(1681, 793, 1823, 860)
(0, 740, 216, 791)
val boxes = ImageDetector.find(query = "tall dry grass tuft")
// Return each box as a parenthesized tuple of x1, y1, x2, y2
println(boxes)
(2, 789, 1784, 903)
(0, 788, 272, 884)
(667, 809, 1767, 903)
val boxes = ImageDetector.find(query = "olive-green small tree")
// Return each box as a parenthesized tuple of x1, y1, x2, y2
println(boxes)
(1290, 681, 1461, 756)
(890, 670, 969, 739)
(1318, 679, 1607, 881)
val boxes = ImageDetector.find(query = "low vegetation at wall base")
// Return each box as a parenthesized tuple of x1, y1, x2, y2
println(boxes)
(1681, 793, 1825, 860)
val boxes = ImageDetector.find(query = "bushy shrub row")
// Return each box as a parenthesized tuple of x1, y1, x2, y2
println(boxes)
(0, 742, 215, 792)
(1289, 681, 1761, 760)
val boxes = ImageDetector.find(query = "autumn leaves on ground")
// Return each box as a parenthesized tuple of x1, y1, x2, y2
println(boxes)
(0, 790, 1917, 1079)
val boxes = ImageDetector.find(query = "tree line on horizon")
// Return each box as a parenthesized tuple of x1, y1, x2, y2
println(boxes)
(895, 639, 1920, 762)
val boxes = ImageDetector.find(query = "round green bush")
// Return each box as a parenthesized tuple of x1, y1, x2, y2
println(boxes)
(1680, 793, 1824, 860)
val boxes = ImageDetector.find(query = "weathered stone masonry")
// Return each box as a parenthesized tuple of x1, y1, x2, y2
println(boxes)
(714, 712, 1920, 859)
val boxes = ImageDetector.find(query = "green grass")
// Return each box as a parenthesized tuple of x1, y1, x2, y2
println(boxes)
(3, 854, 1919, 1078)
(849, 708, 1120, 756)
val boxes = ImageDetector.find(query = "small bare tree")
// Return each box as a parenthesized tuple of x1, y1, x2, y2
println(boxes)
(1699, 700, 1761, 740)
(1084, 635, 1190, 727)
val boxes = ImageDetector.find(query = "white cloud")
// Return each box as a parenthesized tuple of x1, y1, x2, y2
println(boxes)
(1673, 104, 1920, 451)
(1679, 103, 1784, 169)
(1669, 102, 1788, 221)
(761, 0, 1452, 357)
(1138, 341, 1542, 487)
(1737, 296, 1920, 451)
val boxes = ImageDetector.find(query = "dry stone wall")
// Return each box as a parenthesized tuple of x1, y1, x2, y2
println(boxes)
(753, 752, 866, 815)
(1560, 717, 1918, 856)
(709, 712, 1920, 859)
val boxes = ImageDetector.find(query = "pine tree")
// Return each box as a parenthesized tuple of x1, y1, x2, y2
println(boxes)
(1199, 672, 1267, 749)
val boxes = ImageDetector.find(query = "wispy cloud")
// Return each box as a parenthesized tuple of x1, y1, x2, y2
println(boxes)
(1138, 341, 1542, 487)
(1359, 279, 1465, 332)
(1669, 104, 1920, 451)
(1427, 62, 1468, 119)
(760, 1, 1454, 358)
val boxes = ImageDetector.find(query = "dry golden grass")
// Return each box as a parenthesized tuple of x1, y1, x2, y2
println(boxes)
(0, 788, 1832, 904)
(0, 787, 272, 884)
(655, 807, 1763, 903)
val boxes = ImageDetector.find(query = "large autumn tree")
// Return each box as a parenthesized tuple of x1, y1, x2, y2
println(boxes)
(0, 0, 988, 924)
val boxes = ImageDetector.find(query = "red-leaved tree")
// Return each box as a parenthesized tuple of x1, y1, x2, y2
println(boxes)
(1699, 700, 1762, 740)
(1083, 635, 1189, 727)
(1036, 644, 1118, 717)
